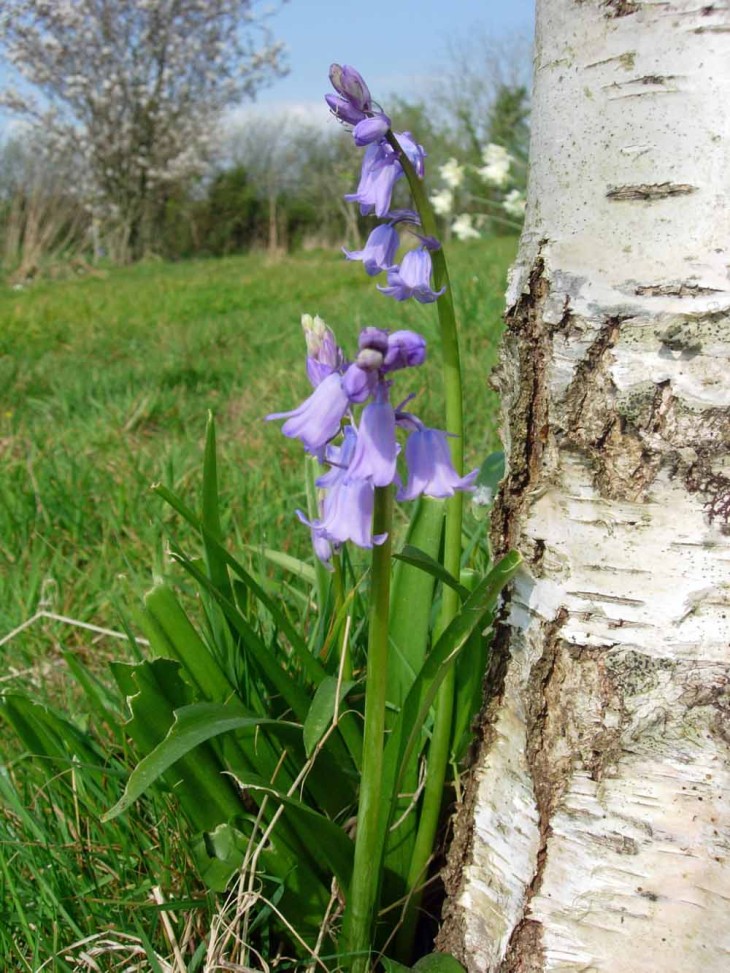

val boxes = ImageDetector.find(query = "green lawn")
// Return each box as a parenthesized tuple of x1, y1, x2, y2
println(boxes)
(0, 238, 516, 969)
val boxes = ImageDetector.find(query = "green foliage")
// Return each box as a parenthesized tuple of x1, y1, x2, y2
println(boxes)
(0, 240, 517, 967)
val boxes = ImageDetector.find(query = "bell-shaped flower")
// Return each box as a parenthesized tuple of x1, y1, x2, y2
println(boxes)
(301, 313, 343, 387)
(383, 330, 427, 371)
(377, 247, 446, 303)
(343, 224, 399, 276)
(353, 113, 391, 147)
(398, 425, 478, 501)
(346, 386, 397, 487)
(329, 64, 372, 114)
(266, 371, 349, 453)
(300, 428, 387, 552)
(342, 361, 378, 402)
(325, 92, 367, 126)
(345, 141, 403, 217)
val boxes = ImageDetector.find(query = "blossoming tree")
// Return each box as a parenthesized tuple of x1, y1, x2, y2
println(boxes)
(0, 0, 285, 260)
(438, 1, 730, 970)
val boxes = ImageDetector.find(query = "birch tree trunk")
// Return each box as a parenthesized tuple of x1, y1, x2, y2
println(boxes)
(438, 2, 730, 970)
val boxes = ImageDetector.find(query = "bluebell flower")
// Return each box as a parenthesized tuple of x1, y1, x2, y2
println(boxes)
(345, 141, 403, 218)
(325, 92, 368, 126)
(328, 64, 372, 115)
(342, 362, 378, 402)
(394, 132, 426, 179)
(383, 330, 427, 371)
(353, 113, 391, 146)
(299, 428, 387, 552)
(377, 247, 446, 303)
(398, 425, 478, 500)
(343, 224, 399, 276)
(346, 385, 397, 487)
(301, 313, 343, 387)
(267, 371, 349, 453)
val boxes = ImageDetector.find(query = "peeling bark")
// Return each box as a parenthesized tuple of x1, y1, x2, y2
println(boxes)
(438, 1, 730, 970)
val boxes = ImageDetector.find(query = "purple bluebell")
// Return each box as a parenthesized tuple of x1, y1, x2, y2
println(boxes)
(301, 314, 343, 387)
(329, 64, 372, 114)
(345, 141, 403, 218)
(353, 113, 391, 146)
(300, 428, 387, 552)
(398, 425, 478, 501)
(395, 132, 426, 179)
(325, 93, 368, 126)
(342, 362, 378, 402)
(343, 224, 399, 277)
(358, 327, 390, 354)
(383, 330, 427, 371)
(377, 247, 446, 304)
(346, 386, 397, 487)
(266, 371, 349, 453)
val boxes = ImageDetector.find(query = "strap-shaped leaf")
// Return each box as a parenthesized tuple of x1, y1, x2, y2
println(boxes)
(393, 544, 469, 602)
(103, 702, 299, 821)
(153, 481, 325, 686)
(303, 676, 356, 758)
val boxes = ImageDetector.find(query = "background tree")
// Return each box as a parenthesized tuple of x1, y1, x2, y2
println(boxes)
(0, 0, 286, 261)
(438, 1, 730, 970)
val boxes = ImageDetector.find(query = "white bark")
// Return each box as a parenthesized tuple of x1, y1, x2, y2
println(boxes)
(439, 2, 730, 971)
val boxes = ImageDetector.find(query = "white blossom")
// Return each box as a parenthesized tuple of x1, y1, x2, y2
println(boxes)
(451, 213, 481, 241)
(0, 0, 286, 259)
(477, 142, 513, 187)
(430, 188, 454, 216)
(438, 157, 465, 189)
(503, 188, 527, 218)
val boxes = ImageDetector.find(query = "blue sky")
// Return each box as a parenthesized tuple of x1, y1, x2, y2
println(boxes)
(257, 0, 535, 112)
(0, 0, 535, 134)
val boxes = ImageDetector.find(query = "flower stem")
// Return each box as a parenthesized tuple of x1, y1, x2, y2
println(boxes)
(344, 485, 394, 972)
(387, 131, 464, 955)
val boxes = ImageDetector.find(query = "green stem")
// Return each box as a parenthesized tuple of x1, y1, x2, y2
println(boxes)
(344, 486, 394, 972)
(387, 131, 465, 957)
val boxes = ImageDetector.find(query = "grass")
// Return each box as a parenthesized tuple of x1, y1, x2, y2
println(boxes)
(0, 237, 516, 969)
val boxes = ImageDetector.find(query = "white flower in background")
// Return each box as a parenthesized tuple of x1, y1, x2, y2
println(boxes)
(477, 142, 512, 188)
(430, 187, 454, 216)
(439, 157, 465, 189)
(503, 188, 527, 218)
(451, 213, 481, 241)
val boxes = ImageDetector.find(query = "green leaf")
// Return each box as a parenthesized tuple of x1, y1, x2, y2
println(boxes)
(243, 545, 317, 585)
(244, 783, 354, 891)
(382, 959, 413, 973)
(103, 702, 298, 821)
(153, 481, 326, 687)
(141, 585, 233, 702)
(385, 498, 444, 887)
(169, 548, 313, 722)
(413, 953, 467, 973)
(303, 676, 355, 758)
(377, 552, 523, 877)
(393, 544, 469, 600)
(110, 660, 246, 831)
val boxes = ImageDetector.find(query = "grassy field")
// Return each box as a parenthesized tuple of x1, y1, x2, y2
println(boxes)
(0, 237, 516, 969)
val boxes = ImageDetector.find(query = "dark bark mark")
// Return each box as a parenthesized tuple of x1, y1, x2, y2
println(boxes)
(491, 254, 552, 555)
(686, 455, 730, 531)
(636, 282, 723, 298)
(607, 183, 697, 201)
(603, 0, 640, 16)
(503, 919, 544, 973)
